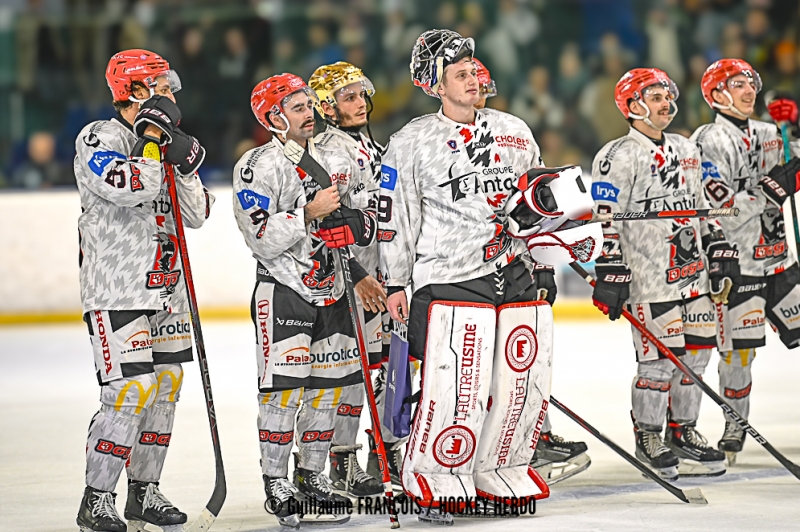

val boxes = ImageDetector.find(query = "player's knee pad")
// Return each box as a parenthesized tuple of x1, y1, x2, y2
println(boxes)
(258, 388, 302, 477)
(332, 384, 364, 446)
(473, 301, 552, 503)
(669, 349, 712, 424)
(631, 359, 673, 431)
(297, 388, 339, 473)
(100, 373, 158, 415)
(85, 404, 140, 491)
(718, 349, 755, 419)
(403, 301, 496, 506)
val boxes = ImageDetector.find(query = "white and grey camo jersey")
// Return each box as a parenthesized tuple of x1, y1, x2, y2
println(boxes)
(75, 118, 214, 314)
(314, 127, 382, 281)
(378, 107, 543, 292)
(232, 137, 374, 305)
(691, 114, 800, 277)
(592, 127, 723, 303)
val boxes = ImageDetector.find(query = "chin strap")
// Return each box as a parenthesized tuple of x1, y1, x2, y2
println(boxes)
(628, 100, 678, 131)
(711, 90, 750, 119)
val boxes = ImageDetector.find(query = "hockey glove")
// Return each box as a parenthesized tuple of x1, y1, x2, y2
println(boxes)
(758, 157, 800, 206)
(165, 129, 205, 175)
(531, 262, 557, 305)
(318, 207, 376, 248)
(592, 263, 631, 321)
(768, 97, 799, 127)
(134, 96, 181, 144)
(706, 241, 740, 304)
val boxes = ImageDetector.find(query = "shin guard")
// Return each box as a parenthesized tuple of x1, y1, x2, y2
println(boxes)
(402, 302, 496, 506)
(473, 301, 553, 503)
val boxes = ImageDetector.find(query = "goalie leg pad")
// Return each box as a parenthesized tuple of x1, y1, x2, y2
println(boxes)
(402, 301, 496, 506)
(473, 301, 553, 502)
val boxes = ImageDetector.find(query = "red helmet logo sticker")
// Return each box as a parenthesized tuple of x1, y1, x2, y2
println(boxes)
(433, 425, 475, 468)
(505, 325, 537, 372)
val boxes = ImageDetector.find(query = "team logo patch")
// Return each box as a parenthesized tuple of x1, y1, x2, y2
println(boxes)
(591, 182, 619, 202)
(433, 425, 476, 468)
(505, 325, 538, 372)
(237, 189, 270, 210)
(447, 139, 457, 150)
(88, 150, 126, 176)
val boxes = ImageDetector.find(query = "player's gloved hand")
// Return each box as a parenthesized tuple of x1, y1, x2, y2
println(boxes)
(706, 241, 741, 304)
(134, 96, 181, 144)
(165, 129, 205, 175)
(531, 262, 557, 305)
(592, 262, 631, 321)
(318, 206, 376, 248)
(768, 97, 799, 126)
(759, 157, 800, 206)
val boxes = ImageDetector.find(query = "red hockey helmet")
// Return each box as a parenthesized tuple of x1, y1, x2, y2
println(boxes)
(614, 67, 679, 119)
(473, 58, 497, 98)
(251, 73, 318, 133)
(105, 49, 179, 102)
(700, 58, 762, 115)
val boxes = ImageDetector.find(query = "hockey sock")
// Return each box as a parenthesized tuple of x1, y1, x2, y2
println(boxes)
(297, 388, 338, 473)
(259, 389, 302, 478)
(86, 405, 141, 492)
(669, 349, 712, 424)
(631, 359, 673, 431)
(331, 384, 363, 447)
(718, 349, 755, 420)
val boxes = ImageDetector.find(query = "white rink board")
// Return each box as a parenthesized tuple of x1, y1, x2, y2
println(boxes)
(1, 320, 799, 531)
(0, 187, 255, 313)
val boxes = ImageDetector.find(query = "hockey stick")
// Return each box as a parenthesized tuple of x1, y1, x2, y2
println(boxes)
(283, 139, 400, 529)
(549, 396, 707, 504)
(569, 262, 800, 481)
(577, 207, 739, 223)
(778, 123, 800, 257)
(165, 164, 227, 531)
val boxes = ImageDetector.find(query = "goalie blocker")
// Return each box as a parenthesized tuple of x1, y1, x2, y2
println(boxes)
(403, 298, 552, 506)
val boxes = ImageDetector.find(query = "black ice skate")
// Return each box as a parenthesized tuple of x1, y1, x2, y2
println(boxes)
(77, 486, 126, 532)
(329, 444, 383, 497)
(124, 480, 187, 531)
(634, 428, 679, 480)
(263, 474, 302, 529)
(291, 453, 351, 525)
(530, 431, 591, 485)
(367, 429, 403, 488)
(666, 421, 726, 477)
(718, 420, 746, 465)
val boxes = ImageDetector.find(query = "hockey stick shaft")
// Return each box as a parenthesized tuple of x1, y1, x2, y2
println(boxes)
(570, 262, 800, 481)
(549, 396, 702, 504)
(165, 165, 227, 530)
(778, 123, 800, 257)
(579, 207, 739, 223)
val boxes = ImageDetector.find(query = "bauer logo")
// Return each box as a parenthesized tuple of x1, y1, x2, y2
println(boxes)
(505, 325, 538, 372)
(591, 182, 619, 202)
(380, 165, 398, 191)
(433, 425, 476, 468)
(237, 189, 270, 211)
(88, 150, 126, 176)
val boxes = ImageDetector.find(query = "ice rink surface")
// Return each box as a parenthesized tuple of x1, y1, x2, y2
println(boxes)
(2, 319, 799, 531)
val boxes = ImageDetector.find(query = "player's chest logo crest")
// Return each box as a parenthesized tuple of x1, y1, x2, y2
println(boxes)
(665, 220, 704, 291)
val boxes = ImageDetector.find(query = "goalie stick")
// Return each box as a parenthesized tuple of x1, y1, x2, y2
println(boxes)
(283, 139, 401, 529)
(570, 261, 800, 482)
(165, 164, 227, 531)
(549, 396, 707, 504)
(578, 207, 739, 223)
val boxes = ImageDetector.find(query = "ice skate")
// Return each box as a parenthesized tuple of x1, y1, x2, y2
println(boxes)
(718, 420, 746, 465)
(124, 481, 186, 532)
(530, 431, 591, 484)
(635, 428, 679, 480)
(329, 444, 383, 497)
(666, 421, 726, 477)
(77, 486, 127, 532)
(263, 475, 302, 529)
(418, 506, 454, 526)
(367, 430, 403, 489)
(292, 454, 351, 525)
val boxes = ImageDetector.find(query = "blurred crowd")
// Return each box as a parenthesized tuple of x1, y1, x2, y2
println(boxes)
(1, 0, 799, 188)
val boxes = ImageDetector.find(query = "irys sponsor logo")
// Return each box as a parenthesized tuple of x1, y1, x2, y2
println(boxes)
(505, 325, 537, 372)
(591, 182, 619, 202)
(433, 425, 476, 468)
(380, 165, 398, 191)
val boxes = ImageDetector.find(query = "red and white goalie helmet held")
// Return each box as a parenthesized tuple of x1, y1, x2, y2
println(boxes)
(251, 73, 319, 134)
(523, 220, 603, 266)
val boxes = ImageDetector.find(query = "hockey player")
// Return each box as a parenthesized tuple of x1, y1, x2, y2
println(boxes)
(234, 73, 378, 527)
(75, 49, 213, 532)
(473, 55, 591, 483)
(691, 59, 800, 463)
(379, 29, 602, 515)
(307, 61, 386, 497)
(592, 68, 740, 479)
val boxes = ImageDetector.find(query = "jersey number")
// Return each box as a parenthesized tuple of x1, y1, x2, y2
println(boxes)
(105, 168, 126, 188)
(378, 196, 392, 223)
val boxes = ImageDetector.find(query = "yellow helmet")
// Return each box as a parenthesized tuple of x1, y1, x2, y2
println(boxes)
(308, 62, 375, 121)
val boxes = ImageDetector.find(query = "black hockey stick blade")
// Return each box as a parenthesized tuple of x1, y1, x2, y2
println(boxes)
(165, 164, 227, 531)
(283, 139, 332, 188)
(549, 396, 707, 505)
(569, 261, 800, 482)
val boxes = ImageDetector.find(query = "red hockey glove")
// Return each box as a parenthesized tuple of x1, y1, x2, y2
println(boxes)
(318, 207, 375, 249)
(768, 98, 799, 125)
